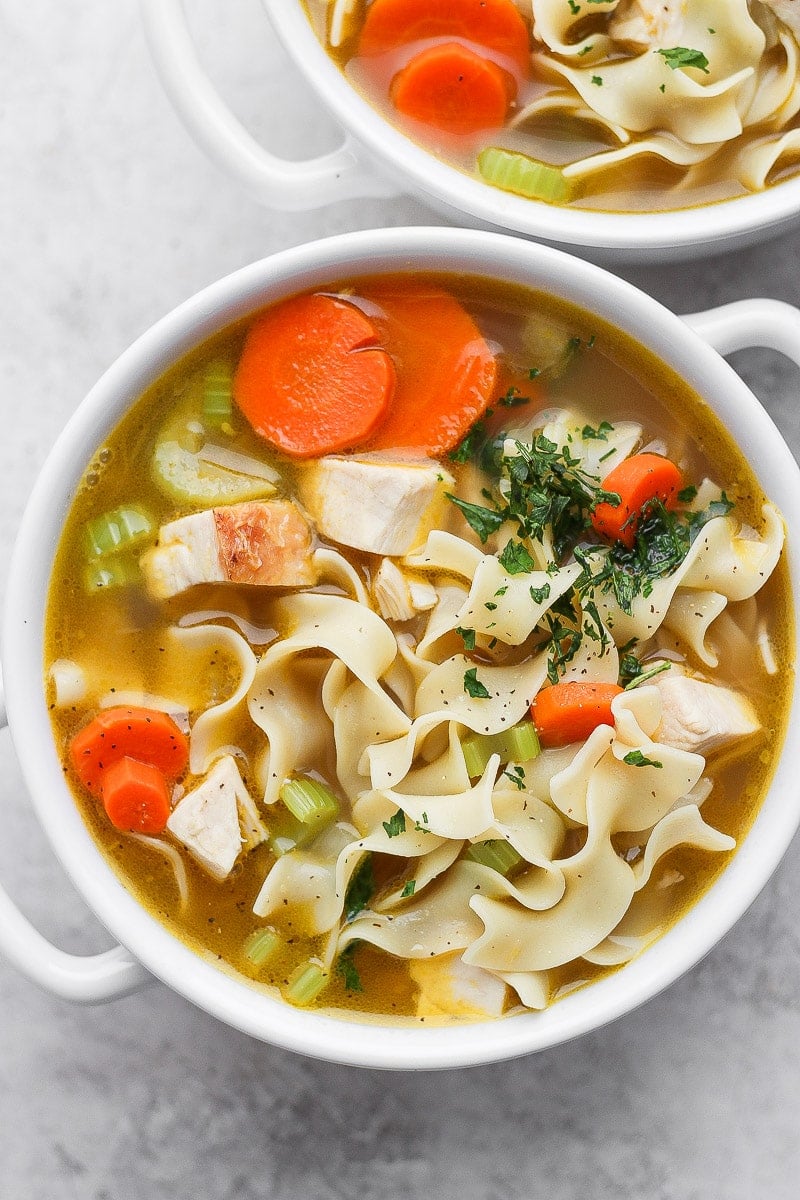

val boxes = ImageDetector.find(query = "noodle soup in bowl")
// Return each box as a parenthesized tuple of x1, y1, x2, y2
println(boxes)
(3, 227, 800, 1068)
(142, 0, 800, 261)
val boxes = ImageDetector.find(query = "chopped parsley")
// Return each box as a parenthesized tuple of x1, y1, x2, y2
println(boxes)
(335, 944, 363, 992)
(623, 750, 664, 769)
(499, 538, 536, 575)
(382, 809, 406, 839)
(344, 855, 375, 922)
(503, 765, 526, 790)
(401, 880, 416, 898)
(464, 667, 491, 699)
(657, 47, 710, 74)
(446, 492, 505, 543)
(624, 661, 671, 690)
(530, 582, 551, 605)
(455, 626, 476, 651)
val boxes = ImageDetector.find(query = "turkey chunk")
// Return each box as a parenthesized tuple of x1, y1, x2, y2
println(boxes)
(141, 499, 316, 599)
(760, 1, 800, 38)
(297, 456, 454, 556)
(409, 953, 508, 1020)
(608, 0, 686, 50)
(167, 755, 267, 880)
(652, 670, 760, 755)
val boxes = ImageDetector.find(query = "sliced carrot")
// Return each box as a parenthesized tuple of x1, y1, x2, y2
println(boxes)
(234, 293, 396, 458)
(102, 756, 171, 834)
(531, 682, 623, 748)
(391, 43, 514, 135)
(359, 0, 531, 73)
(70, 706, 189, 796)
(591, 453, 684, 549)
(363, 285, 497, 454)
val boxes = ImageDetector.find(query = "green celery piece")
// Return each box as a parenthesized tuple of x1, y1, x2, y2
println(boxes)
(84, 504, 153, 560)
(151, 440, 275, 506)
(243, 927, 281, 966)
(284, 961, 328, 1007)
(464, 838, 524, 877)
(280, 778, 339, 828)
(478, 147, 573, 203)
(203, 359, 234, 428)
(84, 556, 140, 593)
(267, 807, 318, 858)
(461, 719, 541, 777)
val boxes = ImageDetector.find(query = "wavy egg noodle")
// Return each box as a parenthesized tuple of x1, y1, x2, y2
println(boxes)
(464, 833, 636, 973)
(590, 503, 784, 644)
(250, 656, 333, 805)
(661, 589, 729, 667)
(456, 557, 581, 645)
(311, 546, 370, 605)
(248, 593, 401, 804)
(416, 582, 471, 661)
(164, 624, 258, 776)
(338, 861, 491, 960)
(632, 804, 735, 892)
(323, 666, 411, 801)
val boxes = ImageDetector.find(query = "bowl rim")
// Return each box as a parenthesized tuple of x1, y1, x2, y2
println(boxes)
(4, 225, 800, 1069)
(266, 0, 800, 252)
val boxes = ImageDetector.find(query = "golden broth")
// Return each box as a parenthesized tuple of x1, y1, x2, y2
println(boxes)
(45, 274, 794, 1023)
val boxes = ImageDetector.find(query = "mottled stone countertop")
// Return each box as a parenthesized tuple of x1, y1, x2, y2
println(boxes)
(2, 4, 800, 1197)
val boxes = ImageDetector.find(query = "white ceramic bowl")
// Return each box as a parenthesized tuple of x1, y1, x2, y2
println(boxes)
(140, 0, 800, 263)
(3, 227, 800, 1069)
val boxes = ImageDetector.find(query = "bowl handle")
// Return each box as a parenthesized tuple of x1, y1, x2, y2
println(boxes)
(0, 670, 152, 1003)
(139, 0, 401, 210)
(684, 298, 800, 365)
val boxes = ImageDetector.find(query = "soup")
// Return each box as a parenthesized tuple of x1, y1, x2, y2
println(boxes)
(46, 274, 792, 1024)
(306, 0, 800, 213)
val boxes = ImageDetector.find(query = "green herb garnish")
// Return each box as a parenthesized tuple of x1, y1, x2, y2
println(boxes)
(382, 809, 406, 839)
(344, 855, 375, 921)
(623, 750, 663, 768)
(657, 47, 710, 73)
(464, 668, 491, 699)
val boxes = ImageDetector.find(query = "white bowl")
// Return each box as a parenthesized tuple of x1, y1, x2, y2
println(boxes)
(140, 0, 800, 263)
(2, 227, 800, 1069)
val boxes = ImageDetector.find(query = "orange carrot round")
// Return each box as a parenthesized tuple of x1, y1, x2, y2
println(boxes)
(531, 682, 623, 748)
(359, 0, 531, 72)
(233, 293, 396, 458)
(391, 43, 514, 135)
(102, 756, 172, 834)
(70, 706, 189, 796)
(591, 453, 684, 549)
(364, 285, 497, 454)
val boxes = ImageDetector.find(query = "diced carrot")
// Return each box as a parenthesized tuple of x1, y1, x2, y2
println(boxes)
(233, 293, 396, 458)
(102, 756, 172, 834)
(69, 706, 189, 795)
(359, 0, 531, 73)
(364, 286, 497, 454)
(531, 682, 623, 748)
(391, 43, 514, 135)
(591, 453, 684, 549)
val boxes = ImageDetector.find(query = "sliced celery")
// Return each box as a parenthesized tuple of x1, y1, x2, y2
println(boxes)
(84, 556, 140, 593)
(280, 777, 339, 829)
(84, 505, 153, 560)
(244, 927, 281, 966)
(268, 808, 317, 858)
(203, 359, 234, 428)
(152, 439, 275, 506)
(462, 719, 541, 777)
(283, 961, 328, 1007)
(465, 838, 524, 877)
(478, 147, 573, 204)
